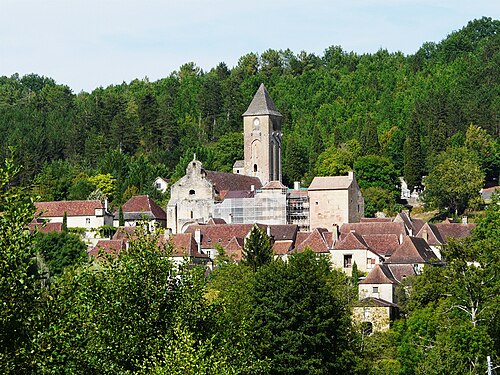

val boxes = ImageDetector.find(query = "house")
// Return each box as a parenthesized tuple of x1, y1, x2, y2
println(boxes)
(114, 195, 167, 231)
(89, 239, 126, 258)
(35, 200, 114, 245)
(294, 228, 335, 257)
(332, 231, 384, 275)
(358, 264, 399, 303)
(385, 236, 441, 274)
(353, 298, 399, 333)
(153, 177, 169, 194)
(308, 172, 364, 232)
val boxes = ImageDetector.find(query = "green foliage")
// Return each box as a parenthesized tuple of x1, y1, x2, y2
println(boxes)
(88, 173, 116, 200)
(422, 147, 484, 214)
(34, 231, 87, 275)
(249, 250, 356, 374)
(0, 152, 40, 373)
(242, 225, 273, 272)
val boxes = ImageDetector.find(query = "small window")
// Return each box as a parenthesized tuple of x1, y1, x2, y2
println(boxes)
(343, 254, 352, 268)
(192, 162, 196, 167)
(372, 287, 379, 293)
(155, 182, 161, 189)
(190, 211, 193, 219)
(253, 164, 258, 172)
(189, 189, 195, 196)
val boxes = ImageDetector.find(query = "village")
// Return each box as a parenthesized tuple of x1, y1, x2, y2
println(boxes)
(30, 84, 478, 333)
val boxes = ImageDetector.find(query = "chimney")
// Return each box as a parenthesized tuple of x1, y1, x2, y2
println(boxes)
(332, 224, 339, 243)
(267, 226, 271, 237)
(104, 198, 108, 212)
(294, 181, 301, 190)
(194, 229, 202, 254)
(348, 171, 354, 179)
(462, 216, 468, 224)
(251, 185, 255, 192)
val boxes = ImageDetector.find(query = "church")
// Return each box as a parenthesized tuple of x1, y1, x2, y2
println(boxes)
(166, 84, 363, 234)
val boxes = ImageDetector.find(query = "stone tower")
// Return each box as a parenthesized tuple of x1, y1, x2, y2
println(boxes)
(241, 84, 282, 185)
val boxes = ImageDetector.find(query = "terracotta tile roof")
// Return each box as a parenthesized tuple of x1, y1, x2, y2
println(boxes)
(295, 228, 331, 253)
(340, 222, 406, 238)
(207, 218, 227, 225)
(434, 223, 476, 242)
(415, 223, 445, 246)
(322, 232, 336, 248)
(273, 241, 293, 255)
(269, 224, 298, 241)
(308, 175, 353, 190)
(184, 223, 257, 249)
(242, 83, 282, 117)
(112, 226, 137, 241)
(223, 190, 255, 199)
(394, 212, 425, 234)
(119, 195, 166, 221)
(386, 236, 437, 264)
(89, 240, 125, 258)
(362, 234, 400, 257)
(360, 264, 398, 285)
(360, 217, 393, 223)
(355, 297, 398, 308)
(386, 264, 416, 282)
(36, 200, 105, 217)
(287, 189, 308, 199)
(225, 237, 245, 262)
(205, 170, 262, 194)
(164, 233, 208, 258)
(334, 231, 369, 250)
(29, 221, 63, 234)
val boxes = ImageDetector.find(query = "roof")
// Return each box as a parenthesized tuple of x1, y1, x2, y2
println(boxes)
(223, 190, 255, 199)
(355, 297, 399, 308)
(362, 234, 400, 257)
(89, 240, 125, 258)
(164, 233, 208, 259)
(386, 264, 417, 282)
(295, 228, 331, 253)
(242, 83, 282, 117)
(308, 175, 354, 191)
(118, 195, 166, 221)
(268, 224, 298, 241)
(233, 160, 244, 168)
(415, 223, 445, 246)
(360, 217, 393, 223)
(36, 200, 105, 217)
(386, 236, 437, 264)
(334, 231, 370, 250)
(394, 212, 425, 234)
(207, 218, 227, 225)
(185, 223, 258, 249)
(29, 221, 63, 234)
(434, 223, 475, 242)
(273, 241, 293, 255)
(360, 264, 398, 285)
(112, 226, 137, 241)
(205, 170, 262, 194)
(262, 181, 287, 190)
(340, 222, 406, 238)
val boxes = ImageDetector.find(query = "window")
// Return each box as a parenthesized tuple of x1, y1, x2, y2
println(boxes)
(190, 211, 193, 219)
(343, 254, 352, 268)
(372, 287, 379, 294)
(253, 164, 258, 172)
(155, 182, 161, 189)
(189, 189, 195, 196)
(86, 218, 91, 224)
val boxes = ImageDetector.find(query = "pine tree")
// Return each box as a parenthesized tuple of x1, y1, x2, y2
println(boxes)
(242, 226, 273, 272)
(62, 211, 68, 234)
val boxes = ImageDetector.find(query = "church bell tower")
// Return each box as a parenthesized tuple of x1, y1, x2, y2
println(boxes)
(242, 84, 282, 185)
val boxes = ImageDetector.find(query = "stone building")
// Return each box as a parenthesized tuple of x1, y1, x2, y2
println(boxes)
(308, 171, 364, 232)
(233, 83, 282, 185)
(167, 159, 261, 233)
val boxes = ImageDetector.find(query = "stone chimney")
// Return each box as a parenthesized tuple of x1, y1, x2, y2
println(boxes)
(332, 224, 339, 243)
(294, 181, 301, 190)
(348, 171, 354, 179)
(462, 216, 468, 224)
(194, 229, 202, 253)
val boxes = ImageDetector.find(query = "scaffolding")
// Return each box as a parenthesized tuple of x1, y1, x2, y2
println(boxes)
(286, 189, 310, 232)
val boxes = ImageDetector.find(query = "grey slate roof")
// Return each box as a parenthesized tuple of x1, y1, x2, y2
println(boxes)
(242, 83, 282, 117)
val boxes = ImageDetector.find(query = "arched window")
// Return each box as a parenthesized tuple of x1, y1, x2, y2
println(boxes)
(253, 164, 258, 173)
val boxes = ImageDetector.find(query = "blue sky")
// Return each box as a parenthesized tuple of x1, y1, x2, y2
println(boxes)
(1, 0, 498, 93)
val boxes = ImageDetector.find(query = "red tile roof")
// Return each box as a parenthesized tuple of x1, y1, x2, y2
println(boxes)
(262, 181, 287, 190)
(415, 223, 445, 246)
(112, 226, 137, 241)
(360, 217, 393, 223)
(225, 237, 245, 262)
(164, 233, 208, 259)
(29, 221, 63, 234)
(434, 223, 475, 242)
(205, 170, 262, 194)
(36, 200, 105, 217)
(89, 240, 125, 258)
(386, 236, 437, 264)
(119, 195, 166, 220)
(295, 228, 331, 253)
(269, 224, 298, 241)
(355, 297, 398, 308)
(340, 222, 406, 238)
(386, 264, 416, 282)
(184, 223, 257, 248)
(273, 241, 293, 255)
(207, 218, 227, 225)
(362, 234, 400, 257)
(334, 231, 369, 250)
(360, 264, 398, 285)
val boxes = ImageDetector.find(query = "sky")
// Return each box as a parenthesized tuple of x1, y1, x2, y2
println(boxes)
(1, 0, 498, 93)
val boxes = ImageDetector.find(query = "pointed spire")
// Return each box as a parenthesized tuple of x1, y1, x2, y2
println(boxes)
(242, 83, 282, 117)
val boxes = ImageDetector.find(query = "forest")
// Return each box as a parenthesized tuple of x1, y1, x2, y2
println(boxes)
(0, 17, 498, 216)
